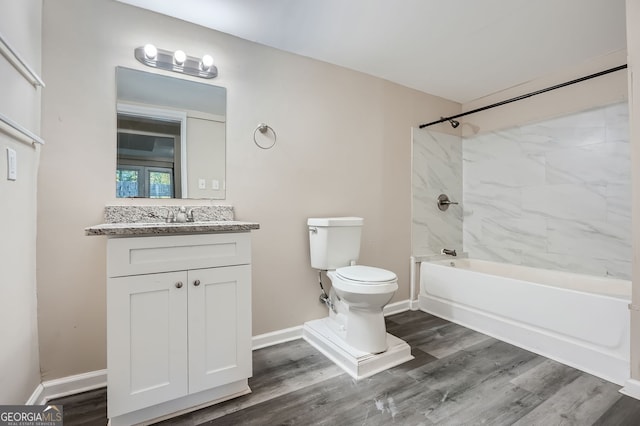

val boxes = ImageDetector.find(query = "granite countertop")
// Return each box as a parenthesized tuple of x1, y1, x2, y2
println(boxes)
(85, 205, 259, 236)
(85, 220, 260, 236)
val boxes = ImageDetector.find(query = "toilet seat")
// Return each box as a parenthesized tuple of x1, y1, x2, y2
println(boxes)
(330, 265, 398, 295)
(336, 265, 397, 284)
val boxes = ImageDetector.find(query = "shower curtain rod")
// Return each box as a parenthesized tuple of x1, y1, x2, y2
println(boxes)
(418, 64, 628, 129)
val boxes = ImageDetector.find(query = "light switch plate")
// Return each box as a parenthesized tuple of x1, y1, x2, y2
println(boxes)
(6, 147, 17, 181)
(211, 179, 220, 190)
(198, 178, 206, 189)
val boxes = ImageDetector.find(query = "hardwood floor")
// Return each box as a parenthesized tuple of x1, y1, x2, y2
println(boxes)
(50, 310, 640, 425)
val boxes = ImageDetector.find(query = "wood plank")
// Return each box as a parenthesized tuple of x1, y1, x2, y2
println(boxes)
(49, 311, 640, 425)
(46, 388, 107, 426)
(593, 395, 640, 426)
(510, 358, 583, 399)
(415, 322, 493, 359)
(175, 339, 344, 424)
(513, 373, 623, 426)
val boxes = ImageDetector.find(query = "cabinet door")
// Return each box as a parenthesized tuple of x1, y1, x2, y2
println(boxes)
(187, 265, 252, 394)
(107, 271, 188, 417)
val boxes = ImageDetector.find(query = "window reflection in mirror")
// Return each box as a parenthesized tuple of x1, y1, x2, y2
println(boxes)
(117, 115, 181, 198)
(115, 67, 226, 199)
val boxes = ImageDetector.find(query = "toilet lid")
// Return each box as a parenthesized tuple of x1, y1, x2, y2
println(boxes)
(335, 265, 397, 283)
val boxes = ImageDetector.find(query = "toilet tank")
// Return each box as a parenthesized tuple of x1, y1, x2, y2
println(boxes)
(307, 217, 363, 270)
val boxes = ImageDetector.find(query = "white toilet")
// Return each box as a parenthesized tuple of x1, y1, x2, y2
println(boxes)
(307, 216, 398, 354)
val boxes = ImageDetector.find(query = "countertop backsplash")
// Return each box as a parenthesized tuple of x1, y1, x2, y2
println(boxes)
(103, 205, 235, 223)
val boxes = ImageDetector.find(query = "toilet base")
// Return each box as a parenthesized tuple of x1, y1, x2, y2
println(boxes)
(303, 317, 414, 380)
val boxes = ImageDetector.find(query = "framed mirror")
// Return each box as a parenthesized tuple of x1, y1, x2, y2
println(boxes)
(115, 67, 226, 199)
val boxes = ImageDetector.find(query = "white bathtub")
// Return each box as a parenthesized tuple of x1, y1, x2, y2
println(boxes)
(419, 258, 631, 385)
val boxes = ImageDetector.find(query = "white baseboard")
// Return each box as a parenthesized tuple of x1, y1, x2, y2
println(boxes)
(383, 299, 411, 316)
(409, 299, 420, 311)
(252, 325, 303, 350)
(29, 369, 107, 405)
(25, 384, 44, 405)
(621, 378, 640, 400)
(28, 299, 413, 404)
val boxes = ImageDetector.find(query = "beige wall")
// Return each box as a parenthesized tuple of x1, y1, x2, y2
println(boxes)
(38, 0, 460, 380)
(0, 0, 42, 403)
(461, 50, 628, 135)
(627, 0, 640, 381)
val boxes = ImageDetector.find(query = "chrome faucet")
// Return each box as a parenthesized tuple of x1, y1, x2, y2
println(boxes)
(441, 248, 457, 257)
(187, 208, 199, 222)
(164, 209, 175, 223)
(164, 206, 198, 223)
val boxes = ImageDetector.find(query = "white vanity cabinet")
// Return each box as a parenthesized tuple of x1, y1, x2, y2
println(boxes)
(106, 232, 253, 426)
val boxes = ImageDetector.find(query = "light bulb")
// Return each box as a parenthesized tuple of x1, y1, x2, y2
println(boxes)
(202, 54, 214, 67)
(174, 50, 186, 65)
(143, 44, 157, 60)
(201, 54, 214, 70)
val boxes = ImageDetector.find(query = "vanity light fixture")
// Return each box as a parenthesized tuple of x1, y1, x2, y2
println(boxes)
(134, 45, 218, 79)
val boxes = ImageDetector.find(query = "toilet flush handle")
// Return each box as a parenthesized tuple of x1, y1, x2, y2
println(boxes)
(309, 227, 318, 234)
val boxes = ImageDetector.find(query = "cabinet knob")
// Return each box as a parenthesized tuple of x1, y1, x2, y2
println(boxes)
(193, 279, 201, 287)
(175, 281, 183, 289)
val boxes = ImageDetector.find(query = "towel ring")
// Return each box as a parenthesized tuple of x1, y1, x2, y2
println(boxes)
(253, 123, 277, 149)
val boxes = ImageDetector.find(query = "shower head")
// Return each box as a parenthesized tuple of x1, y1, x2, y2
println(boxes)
(441, 117, 460, 128)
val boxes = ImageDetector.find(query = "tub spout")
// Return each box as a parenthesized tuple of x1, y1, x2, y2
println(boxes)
(441, 248, 457, 257)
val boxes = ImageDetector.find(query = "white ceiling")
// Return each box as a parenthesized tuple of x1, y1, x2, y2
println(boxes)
(116, 0, 627, 103)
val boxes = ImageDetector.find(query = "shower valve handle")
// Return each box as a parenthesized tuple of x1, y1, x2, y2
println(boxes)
(437, 194, 458, 211)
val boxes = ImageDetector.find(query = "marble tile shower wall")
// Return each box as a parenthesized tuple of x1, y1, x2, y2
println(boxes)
(462, 102, 631, 279)
(412, 129, 463, 255)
